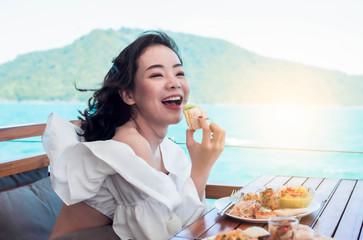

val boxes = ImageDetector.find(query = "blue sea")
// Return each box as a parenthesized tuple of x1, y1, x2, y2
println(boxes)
(1, 102, 363, 185)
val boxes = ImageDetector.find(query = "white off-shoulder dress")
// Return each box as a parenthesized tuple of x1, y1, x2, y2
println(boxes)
(42, 113, 206, 240)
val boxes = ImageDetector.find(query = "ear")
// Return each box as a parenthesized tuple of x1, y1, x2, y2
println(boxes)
(119, 89, 135, 105)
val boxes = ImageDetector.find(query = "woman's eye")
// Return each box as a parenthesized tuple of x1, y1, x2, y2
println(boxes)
(176, 72, 185, 77)
(150, 74, 163, 78)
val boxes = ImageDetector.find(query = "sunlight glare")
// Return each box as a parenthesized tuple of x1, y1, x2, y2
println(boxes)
(261, 105, 317, 148)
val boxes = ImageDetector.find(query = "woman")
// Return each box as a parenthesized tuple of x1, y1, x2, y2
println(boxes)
(43, 31, 225, 240)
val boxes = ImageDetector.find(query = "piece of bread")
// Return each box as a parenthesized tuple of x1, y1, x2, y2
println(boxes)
(243, 226, 270, 238)
(183, 104, 207, 130)
(274, 208, 309, 217)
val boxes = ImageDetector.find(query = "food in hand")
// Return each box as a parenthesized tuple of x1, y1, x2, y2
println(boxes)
(260, 187, 280, 210)
(183, 104, 207, 130)
(279, 186, 314, 208)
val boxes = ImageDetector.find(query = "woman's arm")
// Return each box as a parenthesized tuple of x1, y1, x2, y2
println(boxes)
(186, 117, 225, 201)
(49, 202, 112, 240)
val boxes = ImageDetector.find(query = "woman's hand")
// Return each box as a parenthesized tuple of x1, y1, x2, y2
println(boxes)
(186, 117, 225, 200)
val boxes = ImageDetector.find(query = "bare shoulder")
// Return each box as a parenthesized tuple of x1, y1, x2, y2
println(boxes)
(112, 123, 152, 162)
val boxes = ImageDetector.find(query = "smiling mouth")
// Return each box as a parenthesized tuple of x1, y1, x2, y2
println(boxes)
(161, 96, 182, 106)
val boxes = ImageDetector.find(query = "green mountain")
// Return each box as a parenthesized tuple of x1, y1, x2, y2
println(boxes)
(1, 27, 363, 105)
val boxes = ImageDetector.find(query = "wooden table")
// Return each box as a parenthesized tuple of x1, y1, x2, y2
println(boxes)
(170, 175, 363, 240)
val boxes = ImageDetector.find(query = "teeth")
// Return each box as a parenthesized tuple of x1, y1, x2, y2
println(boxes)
(163, 96, 181, 102)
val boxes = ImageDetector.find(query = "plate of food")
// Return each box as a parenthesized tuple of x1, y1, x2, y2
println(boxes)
(215, 186, 320, 223)
(202, 227, 270, 240)
(203, 223, 333, 240)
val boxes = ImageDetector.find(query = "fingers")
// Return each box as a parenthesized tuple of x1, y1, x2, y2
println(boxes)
(198, 118, 225, 149)
(210, 122, 226, 146)
(189, 117, 225, 148)
(186, 129, 196, 149)
(187, 120, 225, 173)
(199, 117, 211, 144)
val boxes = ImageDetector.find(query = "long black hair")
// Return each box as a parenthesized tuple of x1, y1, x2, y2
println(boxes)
(78, 31, 182, 141)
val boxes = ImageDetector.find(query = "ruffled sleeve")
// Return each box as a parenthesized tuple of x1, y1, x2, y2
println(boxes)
(43, 113, 183, 210)
(42, 113, 115, 204)
(42, 113, 206, 239)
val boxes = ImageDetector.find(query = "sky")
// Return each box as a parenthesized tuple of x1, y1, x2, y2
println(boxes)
(1, 0, 362, 75)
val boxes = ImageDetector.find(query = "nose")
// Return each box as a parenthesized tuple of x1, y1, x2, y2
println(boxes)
(168, 77, 181, 89)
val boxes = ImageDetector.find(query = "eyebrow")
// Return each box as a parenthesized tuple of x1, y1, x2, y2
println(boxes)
(145, 63, 183, 71)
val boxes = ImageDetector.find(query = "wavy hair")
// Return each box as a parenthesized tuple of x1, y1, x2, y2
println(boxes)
(78, 31, 182, 141)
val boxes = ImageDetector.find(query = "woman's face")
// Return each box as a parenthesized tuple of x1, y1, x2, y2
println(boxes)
(129, 44, 190, 126)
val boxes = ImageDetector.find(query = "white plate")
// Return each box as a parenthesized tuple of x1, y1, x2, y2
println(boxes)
(214, 198, 320, 223)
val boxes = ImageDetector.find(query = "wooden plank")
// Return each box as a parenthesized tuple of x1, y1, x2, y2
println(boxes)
(240, 175, 276, 193)
(0, 120, 79, 177)
(300, 178, 339, 227)
(0, 154, 49, 177)
(0, 120, 80, 142)
(312, 178, 339, 204)
(206, 183, 243, 199)
(174, 208, 224, 238)
(0, 123, 46, 141)
(312, 179, 356, 237)
(265, 175, 291, 187)
(285, 176, 307, 186)
(302, 177, 324, 189)
(297, 177, 326, 226)
(198, 216, 242, 239)
(334, 180, 363, 240)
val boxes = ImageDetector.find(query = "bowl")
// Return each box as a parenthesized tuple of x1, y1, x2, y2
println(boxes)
(278, 186, 315, 209)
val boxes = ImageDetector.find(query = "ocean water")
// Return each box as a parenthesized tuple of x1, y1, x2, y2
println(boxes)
(1, 102, 363, 185)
